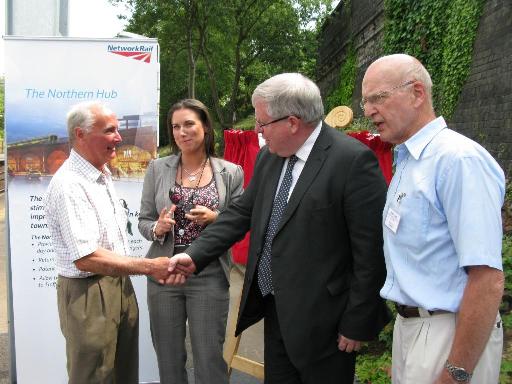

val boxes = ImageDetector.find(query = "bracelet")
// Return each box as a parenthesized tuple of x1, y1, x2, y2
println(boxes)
(151, 222, 159, 240)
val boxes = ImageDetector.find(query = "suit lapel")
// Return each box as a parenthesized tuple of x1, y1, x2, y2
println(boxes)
(165, 155, 180, 208)
(277, 125, 331, 233)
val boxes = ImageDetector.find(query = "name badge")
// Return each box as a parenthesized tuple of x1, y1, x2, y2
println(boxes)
(385, 207, 401, 234)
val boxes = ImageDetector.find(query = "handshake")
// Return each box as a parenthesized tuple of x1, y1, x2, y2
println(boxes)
(149, 253, 197, 285)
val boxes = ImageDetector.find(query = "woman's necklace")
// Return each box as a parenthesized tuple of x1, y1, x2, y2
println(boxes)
(170, 158, 209, 236)
(182, 159, 207, 181)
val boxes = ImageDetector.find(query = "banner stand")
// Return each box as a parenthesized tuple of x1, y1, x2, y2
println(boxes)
(4, 36, 160, 383)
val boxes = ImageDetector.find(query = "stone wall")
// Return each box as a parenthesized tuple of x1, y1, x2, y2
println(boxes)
(317, 0, 512, 177)
(317, 0, 384, 114)
(450, 0, 512, 176)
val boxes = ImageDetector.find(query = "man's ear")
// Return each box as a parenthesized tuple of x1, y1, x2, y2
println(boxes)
(74, 126, 84, 140)
(289, 116, 300, 134)
(412, 82, 427, 108)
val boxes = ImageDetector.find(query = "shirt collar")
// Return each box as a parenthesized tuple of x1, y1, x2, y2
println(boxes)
(403, 116, 447, 160)
(69, 149, 112, 183)
(294, 121, 322, 162)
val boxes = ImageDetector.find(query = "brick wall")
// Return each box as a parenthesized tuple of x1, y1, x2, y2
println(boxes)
(317, 0, 512, 177)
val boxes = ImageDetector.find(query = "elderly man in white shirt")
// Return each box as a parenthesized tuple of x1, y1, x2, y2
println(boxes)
(45, 101, 176, 384)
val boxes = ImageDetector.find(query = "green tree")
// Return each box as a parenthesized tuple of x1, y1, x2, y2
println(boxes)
(110, 0, 335, 144)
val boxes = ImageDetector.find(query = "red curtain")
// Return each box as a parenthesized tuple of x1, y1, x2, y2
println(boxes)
(223, 130, 260, 264)
(347, 131, 393, 185)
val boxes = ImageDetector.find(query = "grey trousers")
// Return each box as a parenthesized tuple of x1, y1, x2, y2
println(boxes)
(57, 275, 139, 384)
(147, 260, 230, 384)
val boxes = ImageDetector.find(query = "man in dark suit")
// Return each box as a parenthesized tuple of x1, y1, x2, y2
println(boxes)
(168, 73, 389, 383)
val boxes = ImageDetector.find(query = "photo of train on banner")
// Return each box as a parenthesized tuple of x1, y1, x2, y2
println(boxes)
(6, 114, 157, 181)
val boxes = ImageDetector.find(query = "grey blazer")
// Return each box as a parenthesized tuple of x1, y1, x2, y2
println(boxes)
(138, 154, 244, 282)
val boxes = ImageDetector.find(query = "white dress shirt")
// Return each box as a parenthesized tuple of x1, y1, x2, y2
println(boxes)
(45, 150, 130, 278)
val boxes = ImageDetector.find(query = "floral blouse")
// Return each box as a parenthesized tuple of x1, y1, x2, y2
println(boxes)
(170, 177, 219, 245)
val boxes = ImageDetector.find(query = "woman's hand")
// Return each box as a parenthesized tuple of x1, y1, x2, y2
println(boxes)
(154, 206, 176, 237)
(185, 205, 219, 226)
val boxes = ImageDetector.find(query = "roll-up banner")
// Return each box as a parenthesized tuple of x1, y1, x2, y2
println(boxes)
(4, 36, 160, 383)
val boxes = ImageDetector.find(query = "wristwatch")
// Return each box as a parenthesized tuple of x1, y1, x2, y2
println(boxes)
(445, 360, 472, 382)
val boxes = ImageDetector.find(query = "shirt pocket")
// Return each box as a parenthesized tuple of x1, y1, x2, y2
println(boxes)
(395, 195, 429, 252)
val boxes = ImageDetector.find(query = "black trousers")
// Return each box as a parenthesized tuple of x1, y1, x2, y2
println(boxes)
(262, 294, 356, 384)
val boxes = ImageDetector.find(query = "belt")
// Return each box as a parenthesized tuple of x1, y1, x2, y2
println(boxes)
(395, 303, 451, 318)
(173, 244, 190, 255)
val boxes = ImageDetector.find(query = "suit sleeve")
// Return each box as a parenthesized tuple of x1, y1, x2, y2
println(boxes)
(225, 164, 244, 208)
(186, 154, 264, 272)
(339, 149, 390, 340)
(186, 160, 266, 273)
(138, 159, 158, 241)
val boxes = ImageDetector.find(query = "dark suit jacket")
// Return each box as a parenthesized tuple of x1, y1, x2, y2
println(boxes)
(186, 123, 390, 372)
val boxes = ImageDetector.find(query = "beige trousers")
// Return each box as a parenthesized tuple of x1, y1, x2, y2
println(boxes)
(57, 275, 139, 384)
(392, 312, 502, 383)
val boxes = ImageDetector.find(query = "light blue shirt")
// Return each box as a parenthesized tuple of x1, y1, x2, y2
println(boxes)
(380, 117, 505, 312)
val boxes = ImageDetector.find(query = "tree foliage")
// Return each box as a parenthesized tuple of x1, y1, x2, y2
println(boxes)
(110, 0, 335, 145)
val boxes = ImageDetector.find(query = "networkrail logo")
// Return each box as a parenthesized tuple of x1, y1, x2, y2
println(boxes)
(108, 44, 154, 63)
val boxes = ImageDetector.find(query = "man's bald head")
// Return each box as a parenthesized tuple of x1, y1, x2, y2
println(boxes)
(365, 54, 433, 105)
(361, 54, 437, 144)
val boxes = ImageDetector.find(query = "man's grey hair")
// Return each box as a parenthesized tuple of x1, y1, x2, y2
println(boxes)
(252, 73, 324, 125)
(67, 101, 113, 142)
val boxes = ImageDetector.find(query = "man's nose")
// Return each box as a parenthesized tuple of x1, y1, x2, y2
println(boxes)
(363, 103, 376, 117)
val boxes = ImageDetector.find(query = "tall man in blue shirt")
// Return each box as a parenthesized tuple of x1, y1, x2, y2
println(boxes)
(362, 54, 505, 383)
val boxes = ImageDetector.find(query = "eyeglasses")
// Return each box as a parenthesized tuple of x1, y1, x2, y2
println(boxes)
(360, 80, 415, 111)
(255, 115, 291, 129)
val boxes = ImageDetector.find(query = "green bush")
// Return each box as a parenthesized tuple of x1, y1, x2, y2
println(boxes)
(504, 235, 512, 278)
(346, 117, 376, 133)
(356, 351, 392, 383)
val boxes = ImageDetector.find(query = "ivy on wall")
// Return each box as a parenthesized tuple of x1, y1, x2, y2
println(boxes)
(325, 42, 357, 113)
(383, 0, 485, 118)
(439, 0, 485, 117)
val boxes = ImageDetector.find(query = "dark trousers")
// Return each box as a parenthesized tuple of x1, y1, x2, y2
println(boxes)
(262, 294, 356, 384)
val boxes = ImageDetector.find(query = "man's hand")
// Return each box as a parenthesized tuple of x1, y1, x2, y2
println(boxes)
(150, 256, 173, 282)
(337, 334, 362, 353)
(169, 253, 197, 275)
(160, 253, 197, 285)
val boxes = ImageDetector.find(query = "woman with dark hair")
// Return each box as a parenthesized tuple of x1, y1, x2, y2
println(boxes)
(138, 99, 244, 384)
